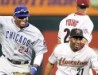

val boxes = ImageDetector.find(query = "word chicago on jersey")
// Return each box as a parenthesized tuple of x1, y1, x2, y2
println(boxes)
(6, 31, 33, 47)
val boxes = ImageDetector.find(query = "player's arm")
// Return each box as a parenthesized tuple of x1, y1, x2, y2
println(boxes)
(44, 45, 58, 75)
(90, 51, 98, 75)
(58, 20, 63, 44)
(58, 37, 61, 44)
(44, 61, 54, 75)
(30, 31, 47, 75)
(0, 16, 3, 28)
(30, 54, 44, 75)
(80, 19, 94, 44)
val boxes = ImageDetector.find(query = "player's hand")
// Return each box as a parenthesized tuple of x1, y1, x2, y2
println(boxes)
(30, 66, 37, 75)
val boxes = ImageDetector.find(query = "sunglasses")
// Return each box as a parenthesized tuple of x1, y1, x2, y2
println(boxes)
(17, 16, 28, 19)
(15, 10, 29, 15)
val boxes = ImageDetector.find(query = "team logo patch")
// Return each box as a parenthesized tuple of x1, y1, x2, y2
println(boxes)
(76, 29, 81, 34)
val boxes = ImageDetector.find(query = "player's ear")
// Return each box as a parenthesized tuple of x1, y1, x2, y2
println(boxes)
(13, 16, 17, 20)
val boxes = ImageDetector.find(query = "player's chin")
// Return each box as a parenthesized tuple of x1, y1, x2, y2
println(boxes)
(74, 46, 82, 51)
(19, 24, 26, 28)
(74, 47, 80, 51)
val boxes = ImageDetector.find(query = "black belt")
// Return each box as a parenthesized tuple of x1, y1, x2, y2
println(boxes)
(3, 54, 29, 64)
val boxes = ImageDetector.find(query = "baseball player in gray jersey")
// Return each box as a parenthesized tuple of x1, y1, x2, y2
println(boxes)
(0, 5, 47, 75)
(44, 28, 98, 75)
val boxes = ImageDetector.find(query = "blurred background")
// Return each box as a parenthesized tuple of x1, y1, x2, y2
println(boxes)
(0, 0, 98, 75)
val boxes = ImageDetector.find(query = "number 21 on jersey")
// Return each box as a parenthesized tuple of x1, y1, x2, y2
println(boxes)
(77, 68, 84, 75)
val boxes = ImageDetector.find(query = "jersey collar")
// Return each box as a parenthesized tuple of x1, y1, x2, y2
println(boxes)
(75, 12, 85, 15)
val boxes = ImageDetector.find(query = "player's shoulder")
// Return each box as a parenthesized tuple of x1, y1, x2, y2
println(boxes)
(84, 15, 93, 23)
(84, 45, 93, 51)
(84, 45, 97, 55)
(0, 16, 12, 21)
(54, 43, 69, 53)
(0, 16, 12, 19)
(26, 24, 43, 37)
(0, 16, 13, 24)
(60, 13, 74, 24)
(81, 15, 94, 28)
(61, 13, 74, 21)
(28, 24, 41, 33)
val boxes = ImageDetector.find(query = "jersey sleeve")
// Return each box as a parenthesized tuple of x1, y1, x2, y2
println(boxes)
(0, 16, 4, 42)
(80, 18, 94, 43)
(58, 20, 62, 39)
(49, 45, 60, 64)
(0, 16, 3, 28)
(90, 51, 98, 74)
(58, 19, 66, 43)
(48, 51, 57, 64)
(32, 31, 47, 55)
(30, 29, 47, 66)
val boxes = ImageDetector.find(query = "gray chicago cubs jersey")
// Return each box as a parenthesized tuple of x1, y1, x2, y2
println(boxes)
(0, 16, 47, 61)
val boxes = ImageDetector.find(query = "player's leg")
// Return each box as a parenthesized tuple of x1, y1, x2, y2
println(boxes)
(13, 72, 30, 75)
(12, 62, 30, 75)
(0, 56, 13, 75)
(90, 49, 98, 75)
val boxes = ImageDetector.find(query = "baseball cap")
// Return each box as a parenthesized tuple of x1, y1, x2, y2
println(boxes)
(70, 28, 84, 38)
(76, 0, 89, 8)
(14, 5, 29, 17)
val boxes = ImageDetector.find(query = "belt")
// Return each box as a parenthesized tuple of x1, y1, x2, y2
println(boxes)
(3, 54, 29, 64)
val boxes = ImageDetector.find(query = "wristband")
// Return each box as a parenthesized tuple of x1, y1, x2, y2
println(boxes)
(31, 66, 37, 74)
